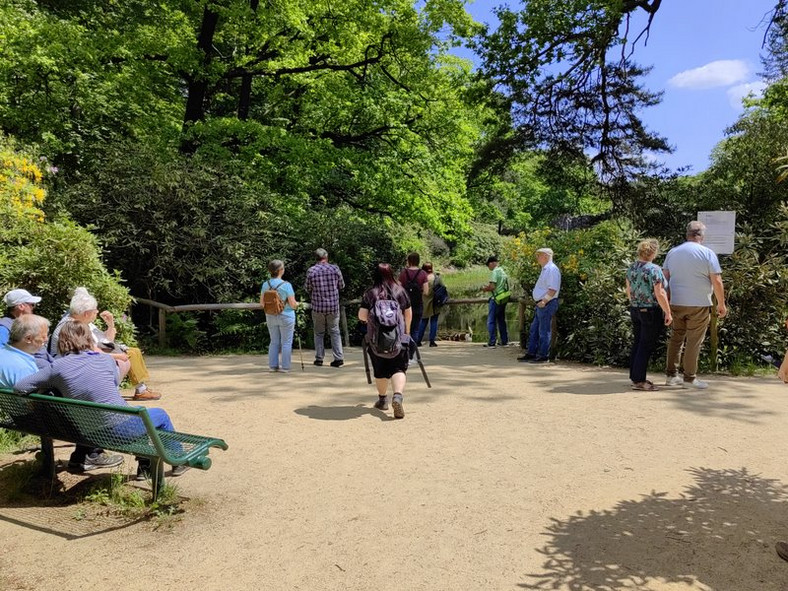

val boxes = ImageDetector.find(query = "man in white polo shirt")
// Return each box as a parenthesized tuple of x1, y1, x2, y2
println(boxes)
(663, 221, 728, 389)
(518, 247, 561, 363)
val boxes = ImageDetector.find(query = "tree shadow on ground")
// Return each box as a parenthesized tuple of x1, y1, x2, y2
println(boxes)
(521, 467, 788, 590)
(294, 404, 390, 421)
(0, 457, 160, 539)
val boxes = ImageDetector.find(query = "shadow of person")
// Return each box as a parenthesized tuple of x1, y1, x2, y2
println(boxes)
(520, 467, 788, 590)
(294, 404, 390, 421)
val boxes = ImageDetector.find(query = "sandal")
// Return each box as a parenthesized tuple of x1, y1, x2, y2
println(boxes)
(632, 380, 659, 391)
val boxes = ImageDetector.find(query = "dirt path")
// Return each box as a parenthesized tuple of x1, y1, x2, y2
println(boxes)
(1, 343, 788, 590)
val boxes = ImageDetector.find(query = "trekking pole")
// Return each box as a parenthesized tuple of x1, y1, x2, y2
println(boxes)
(362, 339, 372, 384)
(296, 307, 305, 371)
(410, 337, 432, 388)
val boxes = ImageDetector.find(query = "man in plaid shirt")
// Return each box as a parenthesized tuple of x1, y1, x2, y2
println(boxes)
(305, 248, 346, 367)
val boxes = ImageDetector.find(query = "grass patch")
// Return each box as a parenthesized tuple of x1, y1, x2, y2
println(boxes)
(0, 429, 38, 454)
(441, 266, 492, 298)
(80, 470, 186, 525)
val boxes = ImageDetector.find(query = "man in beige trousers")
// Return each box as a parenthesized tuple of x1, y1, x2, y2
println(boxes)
(663, 221, 727, 389)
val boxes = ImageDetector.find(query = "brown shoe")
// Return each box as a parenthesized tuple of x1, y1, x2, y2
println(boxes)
(133, 389, 161, 401)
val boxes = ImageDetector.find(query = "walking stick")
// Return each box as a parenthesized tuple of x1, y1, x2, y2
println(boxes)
(362, 339, 372, 384)
(410, 337, 432, 388)
(296, 331, 305, 371)
(295, 308, 305, 371)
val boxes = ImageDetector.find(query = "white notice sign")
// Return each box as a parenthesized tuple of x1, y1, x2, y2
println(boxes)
(697, 211, 736, 254)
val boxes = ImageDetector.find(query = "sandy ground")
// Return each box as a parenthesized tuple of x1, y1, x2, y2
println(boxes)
(1, 342, 788, 591)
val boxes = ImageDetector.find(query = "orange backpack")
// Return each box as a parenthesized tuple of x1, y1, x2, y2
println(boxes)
(262, 280, 285, 315)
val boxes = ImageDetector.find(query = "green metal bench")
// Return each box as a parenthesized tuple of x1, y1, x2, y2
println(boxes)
(0, 388, 228, 498)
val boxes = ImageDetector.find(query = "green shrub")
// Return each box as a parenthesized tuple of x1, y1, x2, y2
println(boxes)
(504, 220, 641, 365)
(503, 212, 788, 371)
(0, 136, 132, 339)
(450, 222, 503, 267)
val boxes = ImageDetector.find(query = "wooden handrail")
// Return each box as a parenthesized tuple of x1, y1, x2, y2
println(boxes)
(132, 295, 530, 349)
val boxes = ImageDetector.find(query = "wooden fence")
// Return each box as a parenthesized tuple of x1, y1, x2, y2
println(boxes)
(133, 296, 536, 348)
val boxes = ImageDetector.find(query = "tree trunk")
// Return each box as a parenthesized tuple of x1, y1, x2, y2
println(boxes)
(181, 6, 220, 151)
(237, 0, 260, 121)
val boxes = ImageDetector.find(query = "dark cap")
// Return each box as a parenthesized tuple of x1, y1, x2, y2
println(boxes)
(486, 256, 498, 265)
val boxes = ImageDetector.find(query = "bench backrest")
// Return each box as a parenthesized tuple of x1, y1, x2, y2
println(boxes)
(0, 388, 164, 455)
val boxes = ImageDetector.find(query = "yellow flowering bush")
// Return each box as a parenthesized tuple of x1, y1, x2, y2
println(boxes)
(503, 220, 640, 365)
(0, 136, 132, 338)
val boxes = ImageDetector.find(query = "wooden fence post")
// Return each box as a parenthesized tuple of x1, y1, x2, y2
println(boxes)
(158, 308, 167, 349)
(340, 305, 350, 347)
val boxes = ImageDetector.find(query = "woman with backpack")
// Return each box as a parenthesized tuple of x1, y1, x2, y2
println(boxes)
(358, 263, 412, 419)
(260, 260, 298, 373)
(415, 261, 445, 348)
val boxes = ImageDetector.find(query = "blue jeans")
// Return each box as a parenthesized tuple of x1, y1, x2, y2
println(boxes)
(487, 299, 508, 346)
(416, 314, 439, 344)
(312, 311, 343, 362)
(267, 313, 295, 370)
(527, 299, 558, 358)
(115, 408, 175, 438)
(629, 306, 664, 383)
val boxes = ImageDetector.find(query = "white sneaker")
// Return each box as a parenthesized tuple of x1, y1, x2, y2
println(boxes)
(682, 378, 708, 389)
(665, 376, 683, 386)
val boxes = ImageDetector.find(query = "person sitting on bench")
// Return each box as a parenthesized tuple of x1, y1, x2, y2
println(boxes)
(17, 321, 187, 479)
(1, 314, 123, 472)
(1, 289, 53, 368)
(49, 287, 161, 400)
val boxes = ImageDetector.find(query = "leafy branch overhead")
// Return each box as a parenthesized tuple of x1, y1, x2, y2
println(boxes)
(478, 0, 669, 179)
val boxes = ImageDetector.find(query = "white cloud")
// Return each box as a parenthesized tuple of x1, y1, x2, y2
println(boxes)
(668, 60, 750, 89)
(726, 81, 767, 109)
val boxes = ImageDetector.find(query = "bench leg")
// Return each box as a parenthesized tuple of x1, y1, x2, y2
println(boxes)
(151, 458, 165, 500)
(39, 436, 55, 481)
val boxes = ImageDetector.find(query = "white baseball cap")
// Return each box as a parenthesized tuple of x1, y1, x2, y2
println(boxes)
(4, 289, 42, 307)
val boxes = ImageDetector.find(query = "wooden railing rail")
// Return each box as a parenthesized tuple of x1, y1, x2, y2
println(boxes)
(132, 296, 533, 349)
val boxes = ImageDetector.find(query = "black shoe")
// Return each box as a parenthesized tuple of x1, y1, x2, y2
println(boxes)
(171, 465, 191, 477)
(313, 359, 323, 366)
(69, 452, 124, 472)
(373, 395, 389, 411)
(330, 359, 344, 368)
(517, 353, 535, 362)
(483, 344, 496, 348)
(528, 357, 549, 363)
(429, 341, 438, 347)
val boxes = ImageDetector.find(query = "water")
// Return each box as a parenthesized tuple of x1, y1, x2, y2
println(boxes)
(439, 301, 524, 344)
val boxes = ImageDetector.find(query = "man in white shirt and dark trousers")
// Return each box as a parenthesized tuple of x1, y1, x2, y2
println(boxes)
(663, 221, 728, 389)
(518, 248, 561, 363)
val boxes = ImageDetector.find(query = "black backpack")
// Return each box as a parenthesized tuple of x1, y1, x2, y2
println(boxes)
(432, 278, 449, 307)
(403, 269, 423, 310)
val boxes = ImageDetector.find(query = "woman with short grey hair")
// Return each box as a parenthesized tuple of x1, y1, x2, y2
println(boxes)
(260, 260, 298, 372)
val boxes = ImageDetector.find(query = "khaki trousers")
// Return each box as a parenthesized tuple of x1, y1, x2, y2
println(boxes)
(126, 347, 150, 385)
(666, 305, 711, 380)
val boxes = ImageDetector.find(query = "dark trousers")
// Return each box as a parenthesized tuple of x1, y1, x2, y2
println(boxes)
(629, 306, 664, 383)
(410, 307, 423, 339)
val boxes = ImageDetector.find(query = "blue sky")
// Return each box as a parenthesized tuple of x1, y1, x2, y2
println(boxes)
(459, 0, 777, 173)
